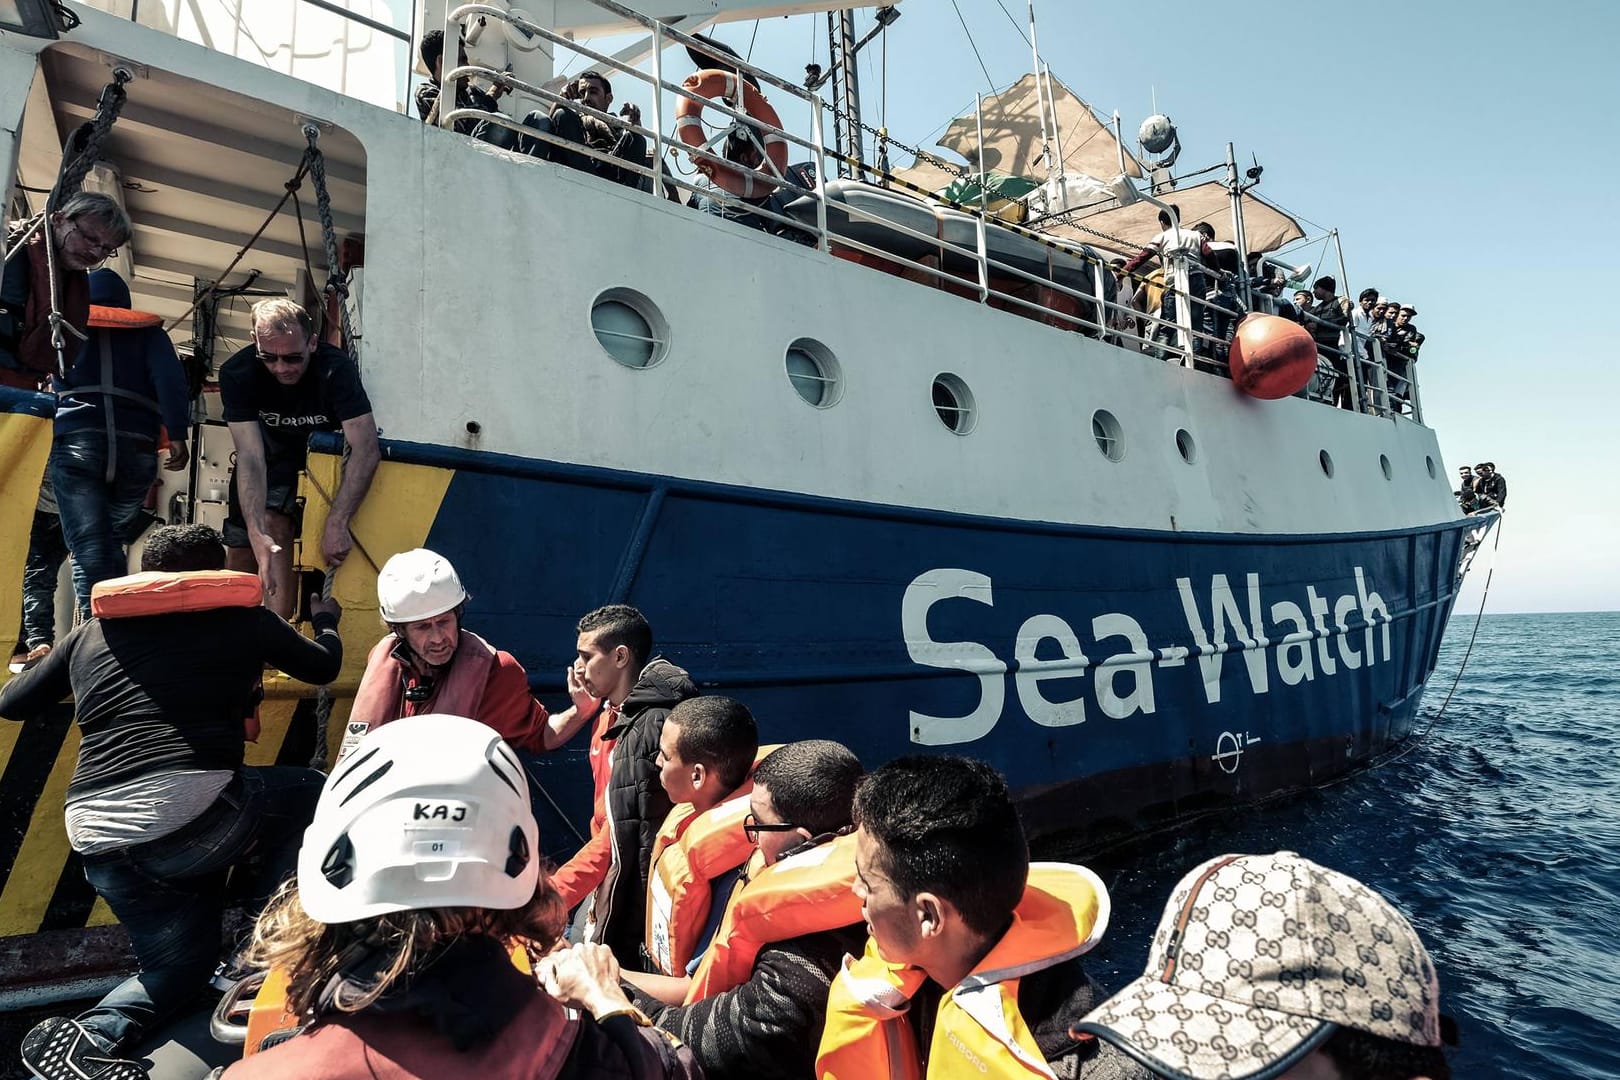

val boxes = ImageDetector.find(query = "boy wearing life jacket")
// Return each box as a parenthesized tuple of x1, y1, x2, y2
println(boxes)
(0, 524, 341, 1080)
(817, 755, 1152, 1080)
(626, 695, 759, 1004)
(628, 740, 867, 1080)
(347, 549, 599, 756)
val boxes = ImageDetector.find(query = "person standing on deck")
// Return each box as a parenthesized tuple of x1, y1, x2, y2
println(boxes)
(0, 524, 342, 1079)
(549, 604, 696, 968)
(219, 298, 379, 618)
(347, 548, 600, 755)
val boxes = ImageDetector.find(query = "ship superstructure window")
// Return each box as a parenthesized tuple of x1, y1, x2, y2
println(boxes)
(1319, 450, 1335, 478)
(786, 339, 842, 407)
(591, 289, 667, 369)
(1091, 410, 1124, 461)
(932, 374, 976, 434)
(1380, 454, 1394, 480)
(1175, 428, 1197, 464)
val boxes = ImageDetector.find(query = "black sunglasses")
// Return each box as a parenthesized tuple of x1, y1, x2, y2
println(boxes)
(742, 812, 799, 843)
(256, 348, 308, 365)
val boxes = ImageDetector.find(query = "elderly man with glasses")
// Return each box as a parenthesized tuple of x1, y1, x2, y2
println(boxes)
(218, 298, 379, 617)
(0, 191, 132, 391)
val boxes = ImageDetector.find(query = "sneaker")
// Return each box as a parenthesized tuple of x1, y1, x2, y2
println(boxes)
(22, 643, 52, 670)
(19, 1017, 148, 1080)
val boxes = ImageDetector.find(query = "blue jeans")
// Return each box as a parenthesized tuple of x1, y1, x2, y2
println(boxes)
(49, 431, 156, 619)
(20, 507, 67, 648)
(75, 766, 325, 1052)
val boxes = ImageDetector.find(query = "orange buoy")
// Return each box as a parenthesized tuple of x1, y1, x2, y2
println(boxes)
(675, 69, 788, 199)
(1228, 313, 1317, 399)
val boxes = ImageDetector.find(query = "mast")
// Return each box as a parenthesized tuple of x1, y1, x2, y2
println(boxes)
(837, 10, 863, 175)
(1027, 0, 1054, 185)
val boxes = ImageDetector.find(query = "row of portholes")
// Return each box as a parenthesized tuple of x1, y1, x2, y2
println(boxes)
(593, 294, 1439, 474)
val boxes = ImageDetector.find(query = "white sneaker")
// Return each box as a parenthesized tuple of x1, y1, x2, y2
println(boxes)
(19, 1017, 148, 1080)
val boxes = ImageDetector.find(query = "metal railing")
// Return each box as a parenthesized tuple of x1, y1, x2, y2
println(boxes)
(437, 0, 1421, 421)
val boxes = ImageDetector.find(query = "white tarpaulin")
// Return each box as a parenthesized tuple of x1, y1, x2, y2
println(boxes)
(1038, 181, 1305, 255)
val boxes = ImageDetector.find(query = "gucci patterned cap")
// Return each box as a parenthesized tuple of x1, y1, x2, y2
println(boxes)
(1075, 852, 1441, 1080)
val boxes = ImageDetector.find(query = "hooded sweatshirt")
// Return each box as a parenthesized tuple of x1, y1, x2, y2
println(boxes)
(52, 268, 189, 446)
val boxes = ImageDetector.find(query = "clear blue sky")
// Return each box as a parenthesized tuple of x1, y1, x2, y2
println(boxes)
(563, 0, 1615, 612)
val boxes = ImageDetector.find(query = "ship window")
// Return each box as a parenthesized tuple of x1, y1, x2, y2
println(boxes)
(1175, 428, 1196, 464)
(1380, 454, 1393, 480)
(591, 289, 667, 369)
(932, 374, 976, 434)
(1425, 455, 1436, 478)
(1092, 410, 1124, 461)
(1319, 449, 1335, 478)
(786, 339, 842, 408)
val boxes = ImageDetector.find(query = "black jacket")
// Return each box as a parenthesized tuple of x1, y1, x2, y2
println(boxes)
(634, 924, 869, 1080)
(592, 658, 697, 967)
(1476, 472, 1507, 509)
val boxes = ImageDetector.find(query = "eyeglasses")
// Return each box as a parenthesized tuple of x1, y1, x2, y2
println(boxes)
(255, 347, 309, 366)
(67, 221, 121, 257)
(742, 812, 799, 843)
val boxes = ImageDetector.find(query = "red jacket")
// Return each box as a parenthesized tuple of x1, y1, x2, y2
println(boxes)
(549, 702, 618, 907)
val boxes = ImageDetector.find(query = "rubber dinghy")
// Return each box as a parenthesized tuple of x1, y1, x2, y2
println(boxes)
(784, 178, 1116, 320)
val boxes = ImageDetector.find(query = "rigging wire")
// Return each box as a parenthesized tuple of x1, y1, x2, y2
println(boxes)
(992, 0, 1031, 47)
(746, 19, 759, 61)
(949, 0, 996, 92)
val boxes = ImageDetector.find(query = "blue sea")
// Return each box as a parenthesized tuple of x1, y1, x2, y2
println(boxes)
(1080, 611, 1620, 1079)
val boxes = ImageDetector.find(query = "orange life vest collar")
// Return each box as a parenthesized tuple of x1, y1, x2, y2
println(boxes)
(646, 792, 754, 976)
(89, 570, 264, 620)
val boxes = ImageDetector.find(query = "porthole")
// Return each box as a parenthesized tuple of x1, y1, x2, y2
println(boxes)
(1319, 449, 1335, 478)
(932, 373, 976, 434)
(1380, 454, 1393, 480)
(1092, 409, 1124, 461)
(1425, 456, 1436, 479)
(785, 338, 842, 408)
(1175, 428, 1197, 464)
(591, 288, 668, 369)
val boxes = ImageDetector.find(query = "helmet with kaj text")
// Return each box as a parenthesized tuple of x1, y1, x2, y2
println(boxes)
(377, 548, 467, 623)
(298, 715, 538, 923)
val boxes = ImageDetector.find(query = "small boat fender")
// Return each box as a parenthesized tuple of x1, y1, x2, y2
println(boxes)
(676, 69, 788, 199)
(90, 570, 264, 619)
(1228, 313, 1318, 399)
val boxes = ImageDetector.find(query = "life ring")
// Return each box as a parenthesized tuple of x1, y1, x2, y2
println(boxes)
(675, 69, 788, 199)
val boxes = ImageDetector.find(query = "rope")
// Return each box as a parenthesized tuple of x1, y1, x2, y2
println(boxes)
(310, 557, 339, 770)
(302, 125, 360, 368)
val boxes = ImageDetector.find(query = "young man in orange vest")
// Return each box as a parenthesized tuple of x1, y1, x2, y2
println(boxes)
(817, 755, 1150, 1080)
(625, 695, 759, 1005)
(627, 740, 866, 1080)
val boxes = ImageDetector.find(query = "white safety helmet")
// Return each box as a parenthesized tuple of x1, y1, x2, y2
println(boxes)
(377, 548, 468, 624)
(297, 714, 538, 923)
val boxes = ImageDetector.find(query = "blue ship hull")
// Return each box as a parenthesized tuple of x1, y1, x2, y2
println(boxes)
(369, 437, 1472, 854)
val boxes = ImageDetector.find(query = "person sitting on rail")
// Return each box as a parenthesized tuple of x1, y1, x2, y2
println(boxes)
(215, 714, 702, 1079)
(1455, 465, 1479, 513)
(549, 605, 697, 966)
(625, 739, 866, 1080)
(624, 695, 761, 1006)
(414, 28, 513, 141)
(1121, 206, 1214, 360)
(0, 191, 132, 391)
(516, 70, 649, 188)
(817, 754, 1151, 1080)
(219, 298, 379, 618)
(347, 548, 599, 757)
(1473, 460, 1506, 510)
(1, 524, 341, 1080)
(1074, 851, 1454, 1080)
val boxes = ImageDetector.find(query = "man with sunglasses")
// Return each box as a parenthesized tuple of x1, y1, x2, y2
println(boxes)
(218, 298, 379, 617)
(0, 191, 131, 390)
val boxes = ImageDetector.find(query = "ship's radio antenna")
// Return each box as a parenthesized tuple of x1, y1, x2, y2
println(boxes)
(1027, 0, 1054, 185)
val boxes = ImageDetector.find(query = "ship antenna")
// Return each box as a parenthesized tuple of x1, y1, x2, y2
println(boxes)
(1027, 0, 1055, 186)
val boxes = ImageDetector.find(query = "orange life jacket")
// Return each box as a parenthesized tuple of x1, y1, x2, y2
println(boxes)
(645, 793, 753, 976)
(89, 570, 263, 619)
(816, 862, 1110, 1080)
(685, 830, 863, 1003)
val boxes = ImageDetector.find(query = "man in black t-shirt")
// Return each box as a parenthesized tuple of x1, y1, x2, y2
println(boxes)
(218, 298, 379, 617)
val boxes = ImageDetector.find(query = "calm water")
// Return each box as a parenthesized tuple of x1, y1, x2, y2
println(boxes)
(1080, 611, 1620, 1079)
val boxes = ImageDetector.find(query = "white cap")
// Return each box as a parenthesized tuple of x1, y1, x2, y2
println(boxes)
(297, 715, 538, 923)
(377, 548, 467, 623)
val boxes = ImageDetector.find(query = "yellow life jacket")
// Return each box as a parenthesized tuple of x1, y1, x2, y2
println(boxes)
(89, 570, 263, 619)
(645, 793, 755, 976)
(685, 830, 863, 1003)
(816, 862, 1110, 1080)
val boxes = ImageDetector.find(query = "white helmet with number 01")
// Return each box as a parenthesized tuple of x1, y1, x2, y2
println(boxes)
(377, 548, 468, 624)
(298, 714, 537, 923)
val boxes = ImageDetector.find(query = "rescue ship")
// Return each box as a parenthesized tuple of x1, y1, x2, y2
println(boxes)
(0, 0, 1488, 998)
